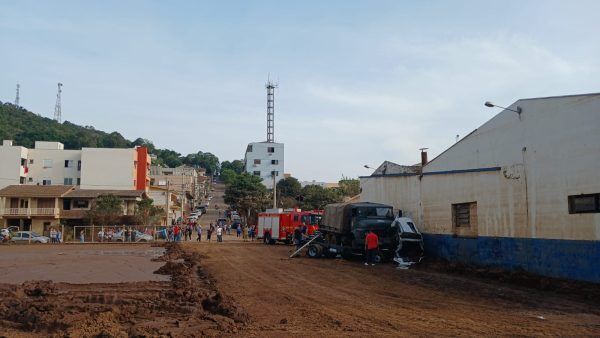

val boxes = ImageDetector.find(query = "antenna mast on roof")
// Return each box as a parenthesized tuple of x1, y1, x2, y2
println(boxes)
(14, 84, 20, 106)
(54, 82, 63, 123)
(266, 76, 278, 143)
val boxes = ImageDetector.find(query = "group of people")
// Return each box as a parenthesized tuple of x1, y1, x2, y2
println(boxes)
(235, 223, 257, 241)
(49, 227, 62, 244)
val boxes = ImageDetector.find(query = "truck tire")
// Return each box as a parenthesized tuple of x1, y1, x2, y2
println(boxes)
(307, 244, 321, 258)
(341, 247, 354, 260)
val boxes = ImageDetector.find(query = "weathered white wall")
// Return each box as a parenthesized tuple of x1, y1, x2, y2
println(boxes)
(80, 148, 136, 190)
(244, 142, 285, 188)
(0, 144, 27, 188)
(360, 175, 422, 223)
(362, 94, 600, 241)
(27, 149, 81, 185)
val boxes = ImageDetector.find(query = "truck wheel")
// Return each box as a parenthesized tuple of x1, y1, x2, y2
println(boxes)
(307, 245, 321, 258)
(341, 247, 354, 260)
(373, 253, 383, 264)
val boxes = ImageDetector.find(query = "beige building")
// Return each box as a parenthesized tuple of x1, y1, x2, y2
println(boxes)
(0, 185, 146, 234)
(0, 140, 151, 191)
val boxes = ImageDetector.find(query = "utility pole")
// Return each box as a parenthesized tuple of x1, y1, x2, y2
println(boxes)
(165, 181, 170, 226)
(15, 84, 20, 106)
(272, 173, 277, 209)
(54, 83, 63, 122)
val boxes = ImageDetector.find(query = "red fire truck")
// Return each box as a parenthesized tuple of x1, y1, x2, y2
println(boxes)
(258, 208, 322, 244)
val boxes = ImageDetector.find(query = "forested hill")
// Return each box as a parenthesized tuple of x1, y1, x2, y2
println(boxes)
(0, 102, 220, 174)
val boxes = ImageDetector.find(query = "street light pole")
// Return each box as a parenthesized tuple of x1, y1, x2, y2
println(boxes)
(484, 101, 522, 116)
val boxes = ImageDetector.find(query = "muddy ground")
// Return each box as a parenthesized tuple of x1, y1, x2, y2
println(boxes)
(1, 241, 599, 337)
(0, 243, 246, 337)
(190, 241, 600, 337)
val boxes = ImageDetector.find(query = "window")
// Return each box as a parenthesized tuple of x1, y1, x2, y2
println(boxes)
(42, 179, 51, 185)
(73, 200, 89, 209)
(64, 178, 73, 185)
(28, 177, 33, 182)
(20, 158, 26, 166)
(253, 171, 261, 176)
(43, 159, 52, 168)
(452, 202, 478, 237)
(247, 145, 253, 152)
(293, 215, 299, 222)
(271, 160, 279, 165)
(271, 171, 279, 176)
(64, 160, 74, 168)
(254, 159, 261, 165)
(77, 160, 81, 171)
(77, 178, 81, 185)
(29, 159, 34, 164)
(267, 147, 275, 153)
(569, 194, 600, 214)
(453, 203, 474, 227)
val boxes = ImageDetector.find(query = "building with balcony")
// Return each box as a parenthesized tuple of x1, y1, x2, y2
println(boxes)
(0, 140, 151, 191)
(244, 142, 284, 188)
(0, 185, 146, 234)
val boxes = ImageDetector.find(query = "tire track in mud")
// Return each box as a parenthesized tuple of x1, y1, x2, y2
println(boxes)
(191, 242, 600, 337)
(0, 243, 248, 337)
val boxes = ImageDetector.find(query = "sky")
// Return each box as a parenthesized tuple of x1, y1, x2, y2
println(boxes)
(1, 1, 599, 182)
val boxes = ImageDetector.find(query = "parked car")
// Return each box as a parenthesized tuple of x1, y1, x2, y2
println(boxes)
(216, 218, 228, 227)
(112, 230, 153, 242)
(10, 231, 50, 244)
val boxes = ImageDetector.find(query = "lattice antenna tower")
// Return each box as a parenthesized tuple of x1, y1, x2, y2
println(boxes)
(266, 78, 278, 143)
(54, 82, 63, 122)
(15, 84, 20, 106)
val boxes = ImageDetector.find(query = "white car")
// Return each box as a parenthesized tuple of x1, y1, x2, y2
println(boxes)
(11, 231, 50, 244)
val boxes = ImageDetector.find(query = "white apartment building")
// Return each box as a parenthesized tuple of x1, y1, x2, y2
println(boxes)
(244, 142, 284, 188)
(0, 140, 150, 191)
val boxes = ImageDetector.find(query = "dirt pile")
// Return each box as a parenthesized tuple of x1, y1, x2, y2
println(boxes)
(0, 243, 247, 337)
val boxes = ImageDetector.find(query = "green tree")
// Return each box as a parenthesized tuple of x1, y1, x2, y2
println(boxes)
(300, 185, 343, 210)
(224, 173, 270, 221)
(87, 194, 123, 226)
(276, 176, 302, 198)
(134, 198, 163, 225)
(220, 168, 238, 185)
(182, 151, 220, 175)
(221, 159, 245, 174)
(339, 177, 360, 197)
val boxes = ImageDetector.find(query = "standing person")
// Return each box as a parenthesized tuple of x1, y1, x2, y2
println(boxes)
(207, 225, 213, 242)
(236, 225, 242, 238)
(196, 224, 202, 242)
(174, 225, 181, 242)
(293, 227, 303, 251)
(242, 224, 249, 242)
(79, 229, 85, 243)
(50, 228, 57, 244)
(249, 225, 254, 241)
(124, 227, 130, 242)
(56, 229, 62, 243)
(216, 225, 223, 243)
(364, 229, 379, 266)
(131, 228, 136, 242)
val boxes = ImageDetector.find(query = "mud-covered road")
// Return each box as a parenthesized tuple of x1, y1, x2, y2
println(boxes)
(189, 241, 600, 337)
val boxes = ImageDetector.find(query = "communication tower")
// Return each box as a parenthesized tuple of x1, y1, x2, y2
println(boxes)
(266, 79, 277, 142)
(14, 84, 20, 106)
(54, 83, 63, 122)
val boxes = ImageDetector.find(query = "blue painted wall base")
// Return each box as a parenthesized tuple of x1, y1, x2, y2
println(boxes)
(422, 234, 600, 283)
